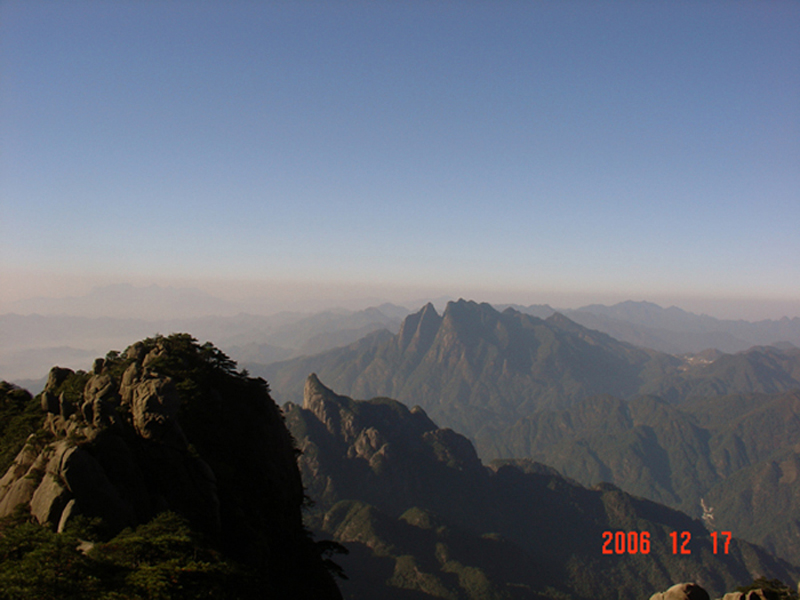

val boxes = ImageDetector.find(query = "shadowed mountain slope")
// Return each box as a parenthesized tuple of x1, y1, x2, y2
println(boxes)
(285, 376, 798, 600)
(479, 390, 800, 566)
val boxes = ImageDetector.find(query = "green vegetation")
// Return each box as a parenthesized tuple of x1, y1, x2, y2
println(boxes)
(475, 389, 800, 566)
(0, 510, 245, 599)
(48, 369, 91, 410)
(0, 382, 46, 474)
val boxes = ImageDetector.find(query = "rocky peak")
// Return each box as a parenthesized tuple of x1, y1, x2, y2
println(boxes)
(440, 299, 504, 340)
(303, 374, 438, 441)
(44, 366, 73, 396)
(421, 427, 482, 471)
(546, 311, 579, 328)
(397, 302, 441, 353)
(3, 346, 218, 536)
(288, 377, 485, 516)
(442, 298, 482, 320)
(304, 372, 340, 410)
(303, 373, 358, 440)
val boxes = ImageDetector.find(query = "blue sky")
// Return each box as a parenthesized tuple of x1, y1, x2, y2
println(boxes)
(2, 1, 799, 318)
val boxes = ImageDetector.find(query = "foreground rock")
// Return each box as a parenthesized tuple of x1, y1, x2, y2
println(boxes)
(0, 334, 342, 599)
(649, 583, 710, 600)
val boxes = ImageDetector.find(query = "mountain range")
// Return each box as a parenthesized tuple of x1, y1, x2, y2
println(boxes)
(544, 301, 800, 354)
(257, 301, 800, 439)
(7, 284, 242, 319)
(256, 300, 800, 566)
(6, 289, 800, 387)
(2, 334, 799, 598)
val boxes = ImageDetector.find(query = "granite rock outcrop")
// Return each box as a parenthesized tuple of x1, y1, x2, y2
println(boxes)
(0, 334, 342, 599)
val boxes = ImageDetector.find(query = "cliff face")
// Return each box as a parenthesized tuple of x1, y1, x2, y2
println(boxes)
(288, 373, 485, 521)
(0, 334, 341, 600)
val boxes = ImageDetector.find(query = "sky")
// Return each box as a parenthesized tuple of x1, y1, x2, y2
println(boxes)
(2, 1, 799, 319)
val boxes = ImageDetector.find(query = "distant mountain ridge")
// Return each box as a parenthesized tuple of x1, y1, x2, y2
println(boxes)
(505, 300, 800, 354)
(258, 301, 800, 569)
(6, 295, 799, 386)
(0, 303, 410, 384)
(641, 345, 800, 402)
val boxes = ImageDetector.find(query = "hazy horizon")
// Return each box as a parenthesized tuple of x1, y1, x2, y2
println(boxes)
(2, 2, 798, 323)
(3, 279, 800, 322)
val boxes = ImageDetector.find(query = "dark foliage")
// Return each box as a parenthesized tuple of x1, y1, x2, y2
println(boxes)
(0, 510, 247, 599)
(0, 382, 46, 474)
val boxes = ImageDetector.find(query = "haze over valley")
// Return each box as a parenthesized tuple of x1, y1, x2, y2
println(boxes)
(4, 284, 800, 389)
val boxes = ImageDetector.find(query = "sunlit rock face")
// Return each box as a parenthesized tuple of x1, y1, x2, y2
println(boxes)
(1, 343, 218, 534)
(649, 583, 710, 600)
